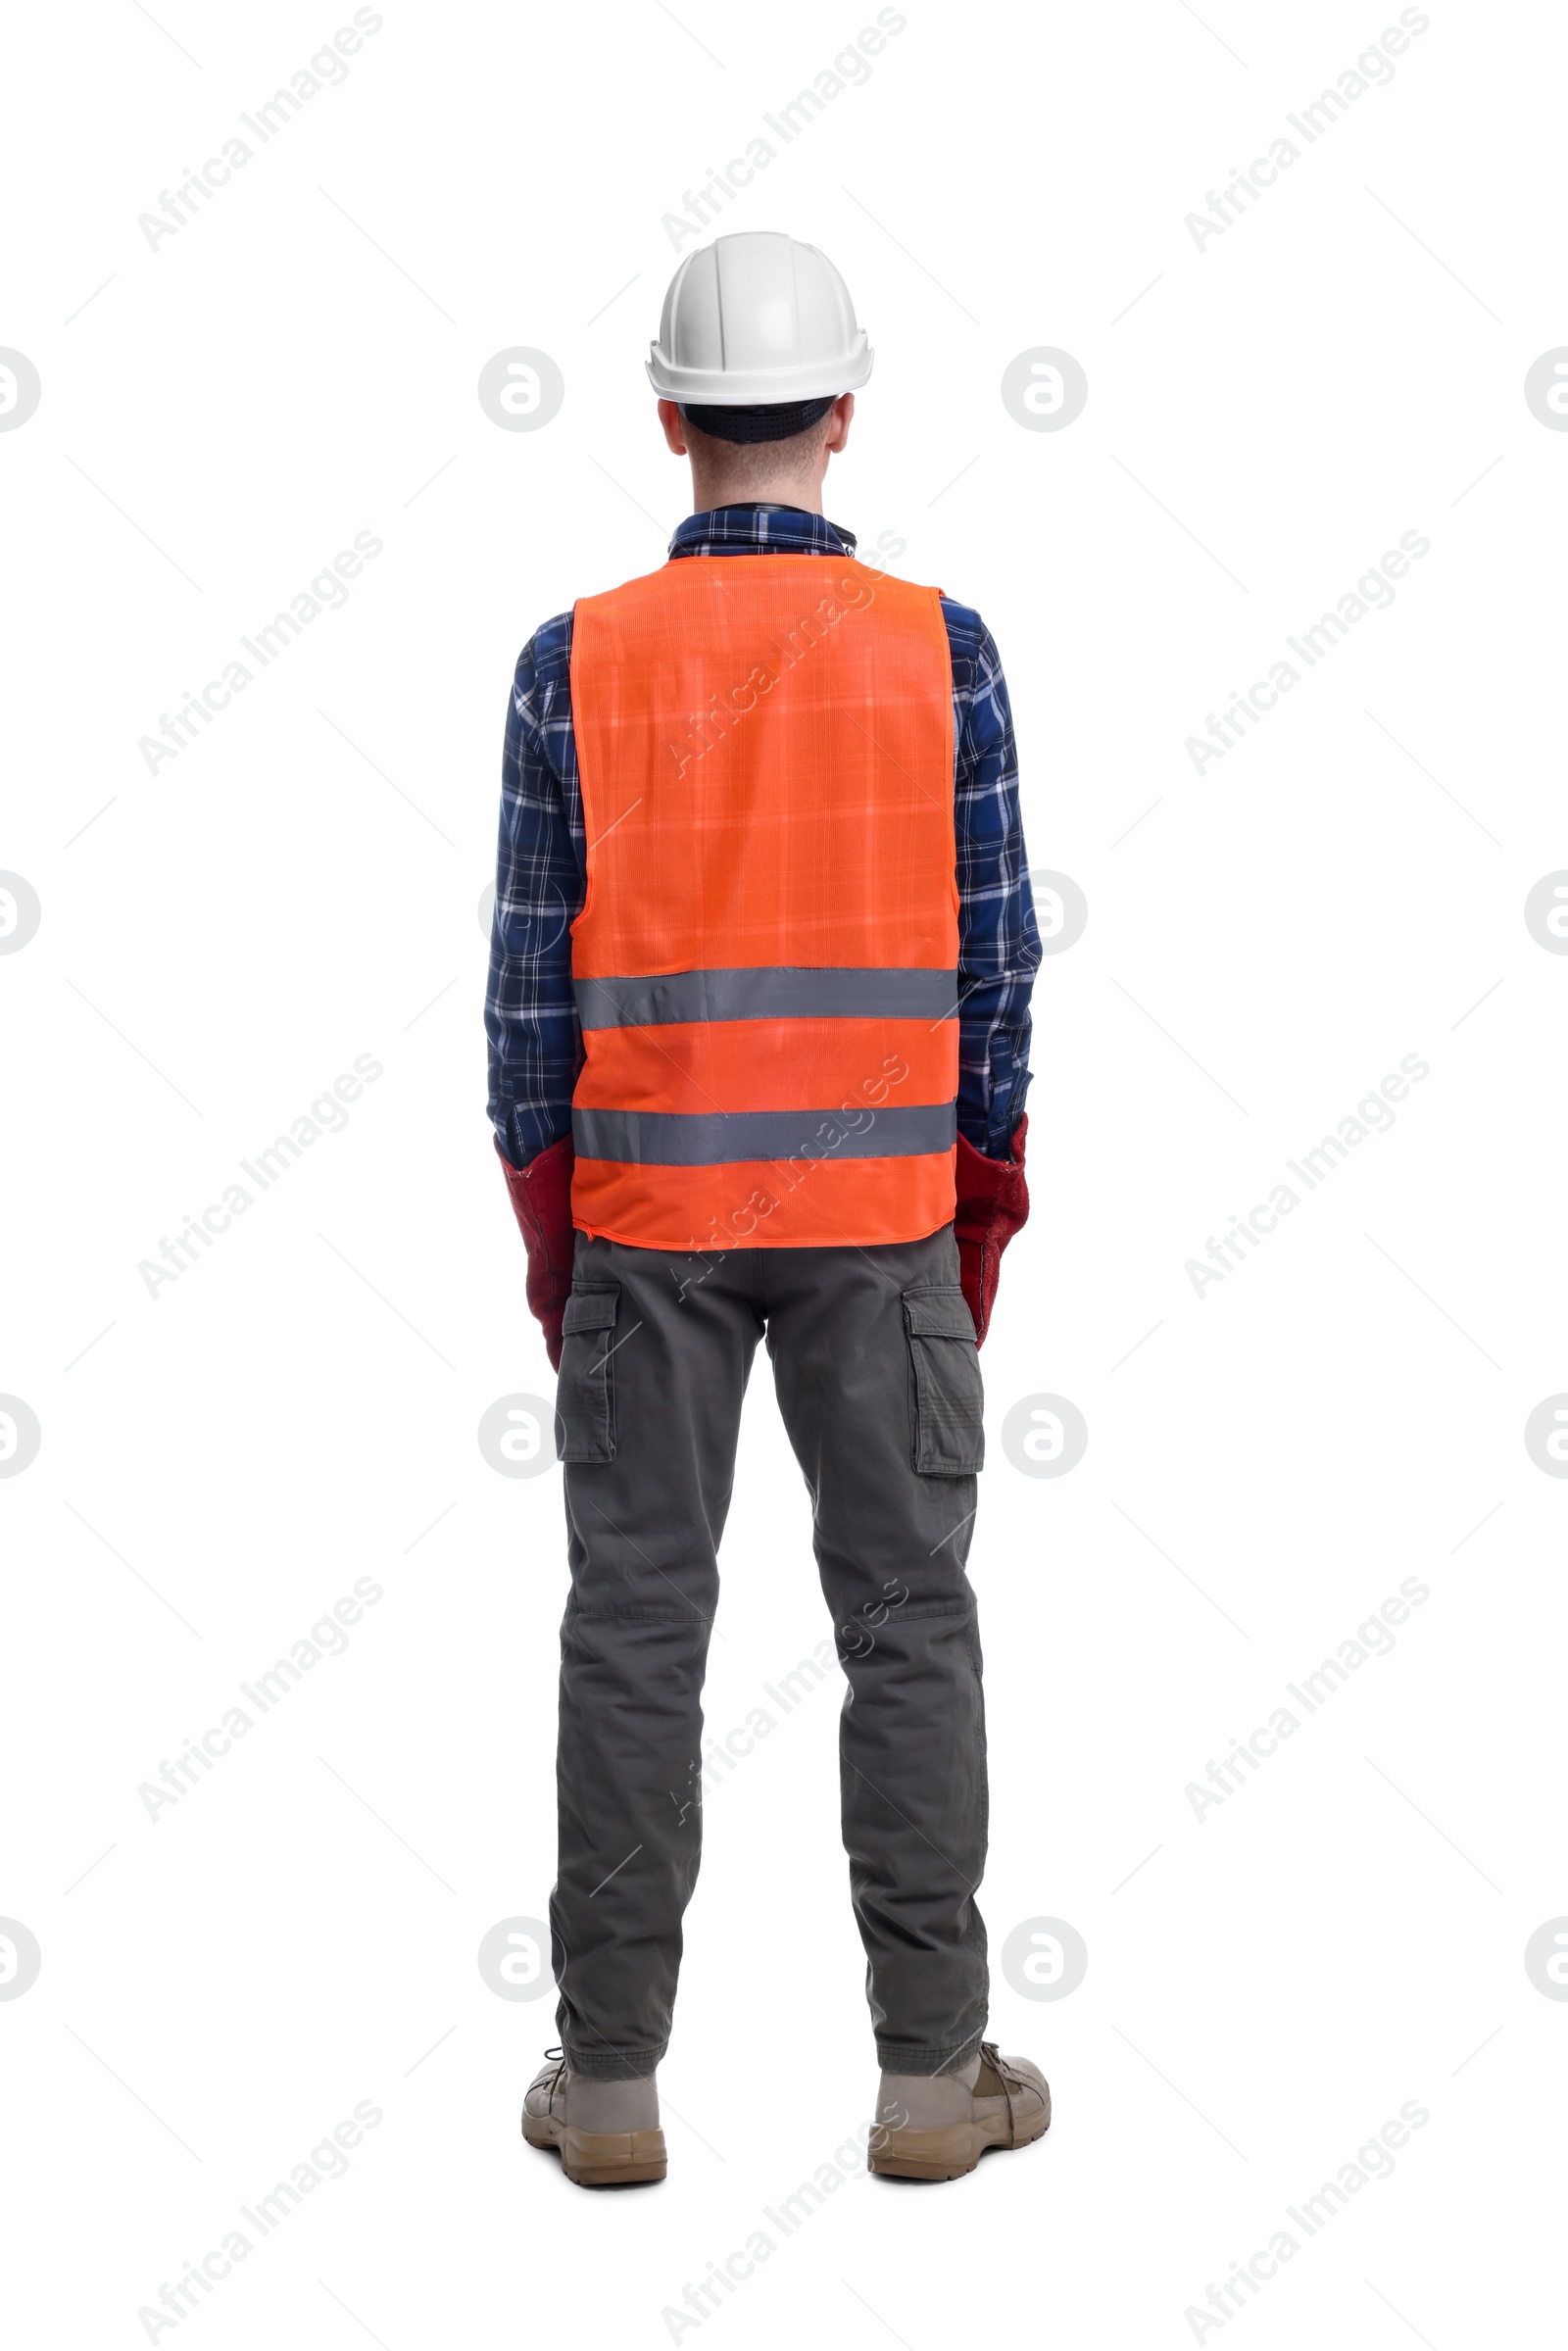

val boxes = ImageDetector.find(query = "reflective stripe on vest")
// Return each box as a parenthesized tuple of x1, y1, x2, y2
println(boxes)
(567, 553, 958, 1249)
(572, 1101, 958, 1166)
(574, 965, 959, 1030)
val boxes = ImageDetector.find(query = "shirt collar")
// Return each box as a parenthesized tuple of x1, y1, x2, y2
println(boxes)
(668, 504, 858, 561)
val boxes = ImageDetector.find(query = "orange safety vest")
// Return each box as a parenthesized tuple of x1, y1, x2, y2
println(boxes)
(567, 551, 959, 1250)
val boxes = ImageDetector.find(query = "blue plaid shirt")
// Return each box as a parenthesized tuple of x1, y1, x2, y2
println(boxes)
(486, 504, 1039, 1169)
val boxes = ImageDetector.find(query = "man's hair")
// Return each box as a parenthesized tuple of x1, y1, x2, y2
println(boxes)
(680, 395, 836, 447)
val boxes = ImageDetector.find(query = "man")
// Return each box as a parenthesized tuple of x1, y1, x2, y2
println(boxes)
(487, 231, 1047, 2186)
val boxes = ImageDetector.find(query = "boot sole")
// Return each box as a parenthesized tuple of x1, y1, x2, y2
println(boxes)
(522, 2113, 667, 2187)
(868, 2091, 1051, 2181)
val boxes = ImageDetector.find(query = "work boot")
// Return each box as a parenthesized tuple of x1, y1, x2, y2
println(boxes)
(521, 2047, 666, 2187)
(868, 2041, 1051, 2180)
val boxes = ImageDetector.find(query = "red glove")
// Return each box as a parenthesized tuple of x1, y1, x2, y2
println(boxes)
(954, 1113, 1029, 1347)
(497, 1133, 576, 1369)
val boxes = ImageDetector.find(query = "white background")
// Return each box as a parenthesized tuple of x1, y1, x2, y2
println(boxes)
(4, 0, 1565, 2343)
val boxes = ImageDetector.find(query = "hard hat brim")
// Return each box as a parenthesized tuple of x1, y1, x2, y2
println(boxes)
(646, 337, 873, 405)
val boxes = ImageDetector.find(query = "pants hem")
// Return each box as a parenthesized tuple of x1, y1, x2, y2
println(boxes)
(875, 2027, 987, 2077)
(563, 2042, 666, 2082)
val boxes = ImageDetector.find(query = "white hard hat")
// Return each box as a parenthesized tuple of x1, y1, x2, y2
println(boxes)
(647, 231, 872, 406)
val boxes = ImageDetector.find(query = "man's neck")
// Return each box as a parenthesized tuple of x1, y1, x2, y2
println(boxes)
(688, 476, 823, 515)
(697, 499, 817, 516)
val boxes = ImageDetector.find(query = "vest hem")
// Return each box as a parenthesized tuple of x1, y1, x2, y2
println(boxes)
(570, 1213, 956, 1252)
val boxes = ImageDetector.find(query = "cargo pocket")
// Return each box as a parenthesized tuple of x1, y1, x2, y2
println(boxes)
(555, 1284, 621, 1464)
(902, 1287, 985, 1475)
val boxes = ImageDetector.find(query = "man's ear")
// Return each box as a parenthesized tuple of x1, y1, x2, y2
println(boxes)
(658, 398, 689, 456)
(824, 392, 856, 457)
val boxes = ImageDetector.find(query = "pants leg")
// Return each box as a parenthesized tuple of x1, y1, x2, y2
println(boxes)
(551, 1235, 761, 2080)
(762, 1225, 990, 2074)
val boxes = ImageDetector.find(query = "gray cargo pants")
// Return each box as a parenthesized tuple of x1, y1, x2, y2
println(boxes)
(549, 1221, 990, 2080)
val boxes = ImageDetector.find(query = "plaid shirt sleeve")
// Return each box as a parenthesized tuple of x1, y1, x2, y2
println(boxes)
(943, 598, 1041, 1158)
(483, 612, 586, 1167)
